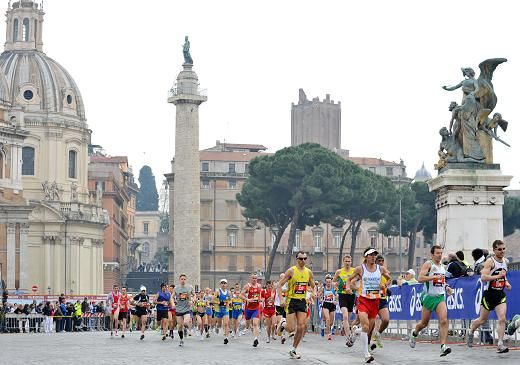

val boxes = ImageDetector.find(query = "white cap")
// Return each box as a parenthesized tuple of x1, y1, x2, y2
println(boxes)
(406, 269, 416, 276)
(220, 279, 228, 284)
(364, 248, 379, 257)
(140, 286, 146, 291)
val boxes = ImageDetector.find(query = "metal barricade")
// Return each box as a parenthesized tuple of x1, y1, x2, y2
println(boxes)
(3, 314, 44, 333)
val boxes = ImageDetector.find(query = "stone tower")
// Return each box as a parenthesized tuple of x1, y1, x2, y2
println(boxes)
(168, 47, 207, 288)
(291, 88, 341, 150)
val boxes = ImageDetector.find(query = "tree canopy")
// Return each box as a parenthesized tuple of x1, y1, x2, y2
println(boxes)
(237, 143, 349, 280)
(137, 165, 159, 211)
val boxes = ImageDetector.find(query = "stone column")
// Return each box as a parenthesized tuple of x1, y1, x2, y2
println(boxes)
(168, 62, 207, 288)
(6, 223, 16, 290)
(19, 222, 30, 291)
(42, 236, 52, 291)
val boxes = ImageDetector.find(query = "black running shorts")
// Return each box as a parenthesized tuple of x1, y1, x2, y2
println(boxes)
(481, 290, 506, 311)
(338, 293, 355, 312)
(287, 298, 307, 314)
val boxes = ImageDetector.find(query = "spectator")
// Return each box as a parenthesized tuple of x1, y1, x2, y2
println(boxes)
(54, 301, 64, 332)
(401, 269, 419, 285)
(42, 301, 52, 333)
(73, 300, 82, 331)
(389, 279, 399, 288)
(456, 251, 471, 269)
(446, 252, 467, 278)
(472, 248, 487, 274)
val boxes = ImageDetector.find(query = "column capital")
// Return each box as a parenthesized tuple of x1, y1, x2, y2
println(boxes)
(7, 222, 16, 234)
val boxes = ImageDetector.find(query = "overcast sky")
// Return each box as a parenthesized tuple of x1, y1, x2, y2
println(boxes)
(4, 0, 519, 190)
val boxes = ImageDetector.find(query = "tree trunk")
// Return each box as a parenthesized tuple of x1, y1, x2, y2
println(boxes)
(283, 211, 300, 270)
(337, 221, 354, 269)
(265, 225, 288, 282)
(349, 220, 362, 260)
(406, 217, 422, 271)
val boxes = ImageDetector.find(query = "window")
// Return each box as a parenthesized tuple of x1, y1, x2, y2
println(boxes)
(386, 167, 394, 176)
(245, 164, 249, 173)
(23, 90, 33, 100)
(227, 230, 237, 247)
(201, 179, 210, 189)
(22, 147, 35, 175)
(313, 231, 322, 249)
(143, 223, 149, 235)
(68, 150, 77, 178)
(201, 162, 209, 172)
(229, 179, 237, 189)
(369, 167, 376, 173)
(228, 163, 235, 173)
(22, 18, 29, 41)
(295, 230, 301, 249)
(333, 232, 342, 248)
(34, 19, 37, 41)
(13, 19, 18, 41)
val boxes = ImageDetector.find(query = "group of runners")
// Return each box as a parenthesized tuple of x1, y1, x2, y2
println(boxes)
(104, 241, 517, 363)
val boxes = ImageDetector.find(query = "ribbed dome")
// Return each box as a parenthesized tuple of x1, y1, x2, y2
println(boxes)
(0, 50, 86, 121)
(414, 162, 432, 182)
(0, 68, 9, 104)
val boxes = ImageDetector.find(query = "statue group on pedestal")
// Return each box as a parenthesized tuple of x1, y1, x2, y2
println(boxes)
(436, 58, 510, 169)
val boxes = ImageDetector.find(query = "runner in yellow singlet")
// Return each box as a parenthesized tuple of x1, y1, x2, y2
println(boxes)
(277, 250, 315, 360)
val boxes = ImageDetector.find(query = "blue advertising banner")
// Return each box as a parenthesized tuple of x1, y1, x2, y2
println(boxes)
(387, 272, 520, 320)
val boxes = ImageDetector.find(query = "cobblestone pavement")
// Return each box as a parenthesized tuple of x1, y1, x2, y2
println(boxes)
(1, 330, 519, 365)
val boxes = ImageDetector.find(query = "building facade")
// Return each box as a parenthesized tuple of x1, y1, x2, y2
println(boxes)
(0, 1, 107, 295)
(132, 210, 161, 269)
(88, 156, 132, 293)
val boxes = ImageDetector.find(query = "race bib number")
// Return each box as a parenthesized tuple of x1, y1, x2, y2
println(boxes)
(490, 269, 506, 290)
(366, 290, 380, 299)
(250, 293, 259, 302)
(294, 282, 307, 295)
(179, 293, 188, 301)
(325, 294, 334, 302)
(433, 273, 445, 287)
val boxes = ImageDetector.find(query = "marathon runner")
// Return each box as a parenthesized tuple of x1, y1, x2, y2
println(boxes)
(349, 248, 391, 363)
(275, 273, 288, 343)
(241, 273, 263, 347)
(168, 284, 177, 339)
(231, 283, 244, 339)
(333, 254, 356, 346)
(155, 283, 172, 341)
(370, 254, 390, 349)
(262, 280, 276, 343)
(319, 274, 337, 341)
(133, 286, 150, 340)
(277, 250, 316, 359)
(107, 285, 121, 336)
(175, 274, 195, 347)
(195, 292, 207, 340)
(409, 245, 452, 357)
(203, 288, 214, 338)
(214, 279, 231, 345)
(118, 286, 131, 338)
(467, 239, 511, 353)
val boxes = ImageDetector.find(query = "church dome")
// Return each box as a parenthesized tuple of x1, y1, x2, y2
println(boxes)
(0, 1, 85, 121)
(0, 66, 9, 103)
(0, 50, 86, 120)
(414, 162, 432, 182)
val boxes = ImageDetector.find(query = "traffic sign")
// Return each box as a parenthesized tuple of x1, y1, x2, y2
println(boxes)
(31, 285, 38, 293)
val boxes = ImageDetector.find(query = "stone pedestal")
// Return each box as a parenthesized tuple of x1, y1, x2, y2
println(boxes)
(428, 164, 512, 258)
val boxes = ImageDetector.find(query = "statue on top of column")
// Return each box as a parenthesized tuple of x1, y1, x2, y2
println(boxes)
(436, 58, 511, 169)
(183, 36, 193, 65)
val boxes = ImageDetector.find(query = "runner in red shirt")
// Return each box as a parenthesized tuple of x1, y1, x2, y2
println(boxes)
(107, 285, 121, 336)
(241, 273, 262, 347)
(262, 280, 276, 343)
(118, 286, 130, 338)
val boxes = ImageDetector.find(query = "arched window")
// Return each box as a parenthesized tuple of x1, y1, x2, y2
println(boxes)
(68, 150, 77, 178)
(22, 147, 35, 175)
(13, 19, 18, 41)
(34, 20, 37, 41)
(22, 18, 29, 41)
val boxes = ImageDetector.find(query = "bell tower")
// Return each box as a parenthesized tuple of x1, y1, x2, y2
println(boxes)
(4, 0, 44, 52)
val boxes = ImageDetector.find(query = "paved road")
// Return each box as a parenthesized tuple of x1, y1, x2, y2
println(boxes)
(1, 330, 518, 364)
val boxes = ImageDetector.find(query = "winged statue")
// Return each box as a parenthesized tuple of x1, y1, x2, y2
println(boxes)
(437, 58, 510, 168)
